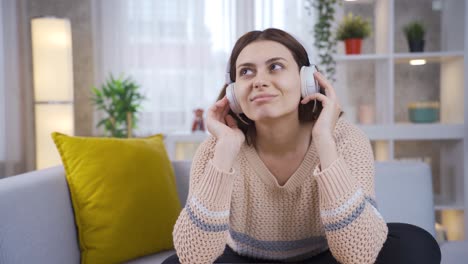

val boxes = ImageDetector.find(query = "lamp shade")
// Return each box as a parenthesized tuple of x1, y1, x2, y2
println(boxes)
(31, 17, 74, 169)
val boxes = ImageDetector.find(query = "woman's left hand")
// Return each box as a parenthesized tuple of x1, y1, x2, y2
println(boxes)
(300, 71, 342, 140)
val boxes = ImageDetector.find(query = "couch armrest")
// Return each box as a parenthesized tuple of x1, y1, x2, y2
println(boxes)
(0, 166, 80, 264)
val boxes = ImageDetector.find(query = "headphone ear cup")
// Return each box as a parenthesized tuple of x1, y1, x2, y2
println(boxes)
(226, 83, 242, 114)
(300, 66, 319, 98)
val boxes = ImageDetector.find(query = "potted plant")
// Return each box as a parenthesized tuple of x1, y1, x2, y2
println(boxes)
(91, 74, 146, 138)
(403, 21, 426, 52)
(336, 13, 371, 55)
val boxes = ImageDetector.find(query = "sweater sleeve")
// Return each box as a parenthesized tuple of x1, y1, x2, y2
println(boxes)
(172, 136, 237, 264)
(313, 123, 388, 264)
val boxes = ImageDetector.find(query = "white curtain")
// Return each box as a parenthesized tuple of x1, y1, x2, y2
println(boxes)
(0, 0, 30, 178)
(255, 0, 317, 60)
(92, 0, 315, 136)
(0, 1, 5, 177)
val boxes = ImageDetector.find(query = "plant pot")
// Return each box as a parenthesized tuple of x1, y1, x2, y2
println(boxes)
(126, 112, 133, 138)
(345, 38, 362, 55)
(407, 39, 425, 52)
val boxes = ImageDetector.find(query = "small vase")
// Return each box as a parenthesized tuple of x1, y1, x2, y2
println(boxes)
(358, 104, 375, 124)
(407, 39, 425, 52)
(345, 38, 362, 55)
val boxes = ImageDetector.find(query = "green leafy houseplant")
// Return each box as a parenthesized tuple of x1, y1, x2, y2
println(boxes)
(336, 13, 371, 55)
(91, 74, 146, 138)
(403, 21, 426, 52)
(336, 13, 371, 41)
(305, 0, 339, 83)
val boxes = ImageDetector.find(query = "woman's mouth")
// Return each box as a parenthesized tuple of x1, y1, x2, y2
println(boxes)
(251, 95, 278, 103)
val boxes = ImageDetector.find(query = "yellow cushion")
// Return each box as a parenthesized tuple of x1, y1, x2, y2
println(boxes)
(51, 132, 181, 264)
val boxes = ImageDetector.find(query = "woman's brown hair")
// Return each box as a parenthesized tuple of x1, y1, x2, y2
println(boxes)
(217, 28, 344, 146)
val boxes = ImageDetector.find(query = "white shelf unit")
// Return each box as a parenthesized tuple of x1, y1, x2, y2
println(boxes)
(335, 0, 467, 244)
(358, 123, 465, 140)
(163, 0, 467, 247)
(164, 132, 208, 161)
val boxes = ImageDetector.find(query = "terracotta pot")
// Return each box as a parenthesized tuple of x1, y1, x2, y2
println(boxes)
(345, 38, 362, 55)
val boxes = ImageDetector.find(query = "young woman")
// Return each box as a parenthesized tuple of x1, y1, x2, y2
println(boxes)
(163, 28, 441, 264)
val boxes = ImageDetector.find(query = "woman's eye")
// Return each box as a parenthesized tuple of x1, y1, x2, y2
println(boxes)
(240, 68, 253, 76)
(270, 63, 283, 71)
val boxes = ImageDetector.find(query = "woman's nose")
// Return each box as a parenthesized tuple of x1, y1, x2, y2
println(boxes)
(253, 74, 269, 89)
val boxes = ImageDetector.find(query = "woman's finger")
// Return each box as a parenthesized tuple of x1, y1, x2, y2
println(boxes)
(207, 104, 218, 117)
(302, 93, 342, 112)
(301, 93, 328, 104)
(225, 114, 238, 128)
(215, 96, 226, 107)
(313, 72, 336, 99)
(208, 102, 224, 120)
(221, 100, 230, 117)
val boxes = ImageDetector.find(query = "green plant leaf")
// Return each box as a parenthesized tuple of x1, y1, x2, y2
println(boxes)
(90, 73, 146, 137)
(403, 21, 425, 41)
(336, 12, 372, 41)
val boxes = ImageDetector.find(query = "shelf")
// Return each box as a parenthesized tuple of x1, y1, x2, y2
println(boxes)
(164, 124, 464, 144)
(164, 132, 209, 160)
(163, 131, 208, 142)
(357, 123, 465, 140)
(342, 0, 374, 4)
(435, 204, 465, 211)
(334, 54, 390, 62)
(334, 51, 464, 63)
(394, 51, 464, 64)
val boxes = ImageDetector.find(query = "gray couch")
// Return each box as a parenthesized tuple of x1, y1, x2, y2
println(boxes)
(0, 160, 439, 264)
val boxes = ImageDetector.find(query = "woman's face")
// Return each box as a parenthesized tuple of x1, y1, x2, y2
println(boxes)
(234, 40, 301, 122)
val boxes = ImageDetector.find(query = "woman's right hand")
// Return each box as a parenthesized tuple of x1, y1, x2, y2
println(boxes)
(206, 96, 245, 150)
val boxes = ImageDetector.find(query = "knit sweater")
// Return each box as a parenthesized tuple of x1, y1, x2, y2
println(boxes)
(172, 117, 389, 264)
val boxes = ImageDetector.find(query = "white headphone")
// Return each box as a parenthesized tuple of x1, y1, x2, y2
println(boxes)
(224, 35, 320, 120)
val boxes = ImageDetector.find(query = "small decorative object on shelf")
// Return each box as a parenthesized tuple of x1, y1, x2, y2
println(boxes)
(336, 12, 371, 55)
(358, 104, 375, 124)
(191, 108, 205, 133)
(435, 222, 448, 244)
(91, 74, 146, 138)
(403, 21, 426, 52)
(408, 101, 440, 123)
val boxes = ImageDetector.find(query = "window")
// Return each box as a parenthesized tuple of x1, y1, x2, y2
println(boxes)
(93, 0, 314, 135)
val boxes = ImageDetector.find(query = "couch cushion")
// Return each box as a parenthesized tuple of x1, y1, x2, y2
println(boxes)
(125, 250, 176, 264)
(52, 132, 181, 264)
(171, 160, 191, 208)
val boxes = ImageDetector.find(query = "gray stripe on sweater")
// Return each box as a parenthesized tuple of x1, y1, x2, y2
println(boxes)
(229, 229, 327, 251)
(324, 199, 367, 232)
(365, 196, 378, 209)
(323, 195, 381, 232)
(185, 204, 229, 232)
